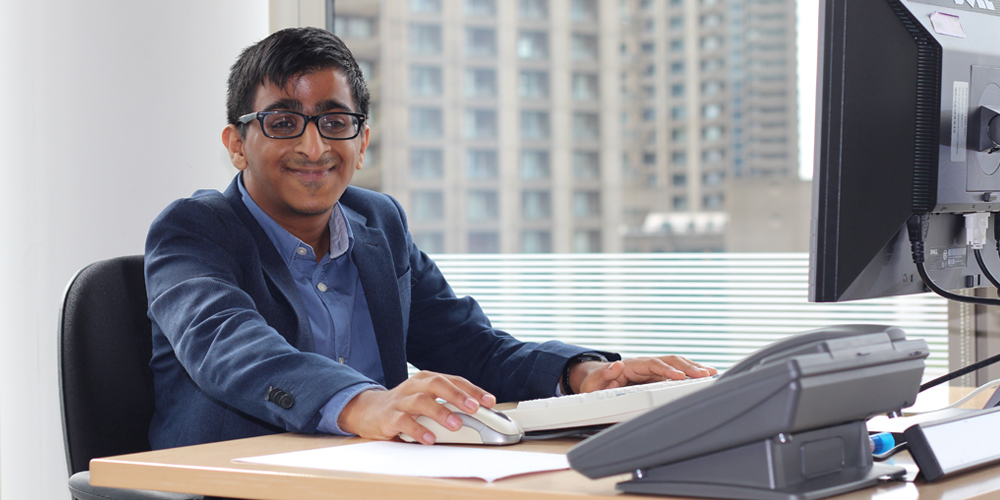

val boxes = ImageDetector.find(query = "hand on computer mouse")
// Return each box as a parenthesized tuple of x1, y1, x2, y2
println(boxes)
(398, 402, 524, 445)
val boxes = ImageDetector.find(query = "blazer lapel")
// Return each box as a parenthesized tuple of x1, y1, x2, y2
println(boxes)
(343, 207, 408, 388)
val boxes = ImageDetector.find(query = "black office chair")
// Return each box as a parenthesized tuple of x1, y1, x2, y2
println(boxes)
(59, 255, 202, 500)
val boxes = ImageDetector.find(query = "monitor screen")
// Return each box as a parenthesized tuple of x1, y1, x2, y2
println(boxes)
(810, 0, 1000, 302)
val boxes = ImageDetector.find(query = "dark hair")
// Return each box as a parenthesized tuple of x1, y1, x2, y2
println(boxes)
(226, 27, 370, 129)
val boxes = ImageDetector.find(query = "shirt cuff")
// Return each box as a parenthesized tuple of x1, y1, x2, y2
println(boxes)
(316, 382, 385, 435)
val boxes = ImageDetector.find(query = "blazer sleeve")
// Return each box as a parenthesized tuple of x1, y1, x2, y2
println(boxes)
(145, 195, 377, 434)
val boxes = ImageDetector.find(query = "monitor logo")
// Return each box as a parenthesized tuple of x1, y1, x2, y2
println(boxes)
(957, 0, 996, 10)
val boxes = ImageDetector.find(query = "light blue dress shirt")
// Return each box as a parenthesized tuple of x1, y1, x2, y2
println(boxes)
(238, 176, 384, 434)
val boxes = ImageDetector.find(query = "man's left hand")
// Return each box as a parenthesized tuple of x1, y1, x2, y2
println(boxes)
(569, 356, 718, 394)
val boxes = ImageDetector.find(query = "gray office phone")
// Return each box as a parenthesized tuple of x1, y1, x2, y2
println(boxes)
(568, 324, 929, 500)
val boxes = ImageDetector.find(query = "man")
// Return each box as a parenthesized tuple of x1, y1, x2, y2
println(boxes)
(145, 27, 716, 449)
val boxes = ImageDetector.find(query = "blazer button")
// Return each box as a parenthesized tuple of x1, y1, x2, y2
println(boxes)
(266, 386, 295, 409)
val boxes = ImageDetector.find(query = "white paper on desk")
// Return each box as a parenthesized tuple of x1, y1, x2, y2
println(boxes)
(235, 441, 569, 483)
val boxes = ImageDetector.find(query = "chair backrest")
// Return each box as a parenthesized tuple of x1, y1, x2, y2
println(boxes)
(59, 255, 155, 475)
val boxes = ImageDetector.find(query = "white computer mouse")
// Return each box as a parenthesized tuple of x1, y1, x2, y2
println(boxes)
(399, 402, 524, 445)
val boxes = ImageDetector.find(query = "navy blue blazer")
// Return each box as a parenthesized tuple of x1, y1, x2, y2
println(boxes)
(144, 177, 610, 449)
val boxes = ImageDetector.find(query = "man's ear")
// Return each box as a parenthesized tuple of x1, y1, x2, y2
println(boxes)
(222, 124, 248, 171)
(355, 126, 371, 171)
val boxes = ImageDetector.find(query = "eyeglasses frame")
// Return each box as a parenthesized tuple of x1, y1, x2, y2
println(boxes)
(237, 110, 367, 140)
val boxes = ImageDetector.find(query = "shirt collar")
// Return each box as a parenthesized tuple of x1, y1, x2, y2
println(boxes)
(237, 173, 354, 266)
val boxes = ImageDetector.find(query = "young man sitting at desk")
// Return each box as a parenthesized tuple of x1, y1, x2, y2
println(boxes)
(144, 27, 717, 449)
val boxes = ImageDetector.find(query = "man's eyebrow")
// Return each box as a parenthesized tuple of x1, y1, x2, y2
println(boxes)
(263, 99, 303, 112)
(315, 99, 355, 113)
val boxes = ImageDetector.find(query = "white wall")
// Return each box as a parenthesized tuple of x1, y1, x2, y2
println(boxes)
(0, 2, 268, 498)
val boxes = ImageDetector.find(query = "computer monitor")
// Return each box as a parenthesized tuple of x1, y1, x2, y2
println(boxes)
(810, 0, 1000, 302)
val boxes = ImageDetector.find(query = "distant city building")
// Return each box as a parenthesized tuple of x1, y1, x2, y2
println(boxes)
(333, 0, 799, 253)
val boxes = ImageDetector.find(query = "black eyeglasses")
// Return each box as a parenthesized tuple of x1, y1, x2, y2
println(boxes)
(238, 110, 366, 140)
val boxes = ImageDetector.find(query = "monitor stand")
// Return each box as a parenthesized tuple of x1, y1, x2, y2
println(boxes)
(616, 421, 905, 500)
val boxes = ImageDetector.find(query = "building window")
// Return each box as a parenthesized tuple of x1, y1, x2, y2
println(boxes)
(570, 0, 597, 21)
(573, 191, 601, 218)
(570, 34, 599, 60)
(670, 61, 684, 74)
(703, 170, 725, 186)
(410, 0, 442, 13)
(466, 68, 497, 98)
(702, 125, 724, 142)
(642, 108, 655, 122)
(521, 111, 550, 140)
(702, 104, 723, 120)
(410, 66, 442, 97)
(468, 190, 499, 221)
(672, 128, 686, 142)
(669, 16, 683, 29)
(465, 109, 497, 139)
(573, 112, 599, 140)
(701, 58, 724, 72)
(701, 14, 723, 28)
(466, 27, 497, 57)
(703, 193, 725, 209)
(413, 233, 444, 253)
(670, 39, 683, 52)
(702, 81, 724, 95)
(410, 107, 443, 138)
(643, 152, 656, 165)
(671, 84, 684, 97)
(671, 106, 686, 120)
(571, 73, 599, 101)
(641, 42, 655, 55)
(522, 230, 552, 253)
(409, 24, 442, 55)
(467, 150, 498, 179)
(573, 151, 600, 179)
(522, 190, 551, 219)
(411, 149, 443, 179)
(518, 31, 549, 59)
(334, 16, 376, 38)
(519, 0, 548, 19)
(469, 232, 500, 253)
(412, 191, 444, 220)
(520, 150, 551, 179)
(703, 149, 724, 164)
(672, 174, 687, 187)
(671, 151, 687, 165)
(573, 230, 601, 252)
(672, 195, 688, 210)
(465, 0, 496, 16)
(518, 70, 549, 99)
(700, 36, 723, 51)
(357, 60, 375, 82)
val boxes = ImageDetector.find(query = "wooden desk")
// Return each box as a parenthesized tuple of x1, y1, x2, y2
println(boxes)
(89, 432, 1000, 500)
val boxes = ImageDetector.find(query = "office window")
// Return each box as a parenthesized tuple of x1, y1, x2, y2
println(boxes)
(641, 42, 655, 55)
(672, 174, 687, 187)
(671, 84, 684, 97)
(701, 58, 724, 72)
(642, 85, 656, 98)
(413, 233, 444, 253)
(671, 106, 686, 120)
(672, 128, 687, 143)
(573, 230, 601, 253)
(701, 36, 723, 51)
(570, 34, 599, 60)
(522, 190, 551, 219)
(570, 0, 597, 21)
(410, 0, 442, 13)
(410, 66, 442, 97)
(701, 14, 723, 28)
(671, 151, 687, 165)
(518, 31, 549, 59)
(573, 151, 600, 179)
(411, 191, 444, 221)
(573, 191, 601, 218)
(465, 0, 496, 16)
(642, 108, 655, 122)
(518, 70, 549, 99)
(522, 230, 552, 253)
(672, 195, 688, 210)
(519, 0, 548, 19)
(465, 109, 497, 139)
(466, 68, 497, 98)
(571, 73, 599, 101)
(641, 0, 654, 10)
(521, 111, 550, 140)
(670, 39, 683, 52)
(411, 149, 443, 179)
(643, 152, 656, 165)
(468, 190, 499, 221)
(703, 149, 724, 164)
(670, 61, 684, 74)
(469, 232, 500, 253)
(410, 107, 443, 138)
(467, 150, 498, 179)
(703, 193, 725, 209)
(573, 112, 599, 140)
(410, 24, 442, 55)
(702, 81, 724, 95)
(334, 16, 376, 38)
(520, 150, 551, 179)
(669, 16, 683, 29)
(466, 27, 496, 57)
(645, 64, 657, 76)
(702, 104, 723, 120)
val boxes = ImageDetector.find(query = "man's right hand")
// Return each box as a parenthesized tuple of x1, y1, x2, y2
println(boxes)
(337, 371, 496, 445)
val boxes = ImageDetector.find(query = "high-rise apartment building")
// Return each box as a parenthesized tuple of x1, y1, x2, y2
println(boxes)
(333, 0, 798, 253)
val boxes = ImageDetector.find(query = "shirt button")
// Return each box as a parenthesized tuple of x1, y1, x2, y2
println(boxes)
(317, 283, 328, 292)
(296, 247, 307, 256)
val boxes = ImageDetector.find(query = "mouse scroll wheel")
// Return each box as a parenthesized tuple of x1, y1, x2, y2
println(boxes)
(495, 411, 513, 422)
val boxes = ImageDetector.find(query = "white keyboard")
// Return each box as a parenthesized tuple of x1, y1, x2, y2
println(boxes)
(503, 377, 716, 432)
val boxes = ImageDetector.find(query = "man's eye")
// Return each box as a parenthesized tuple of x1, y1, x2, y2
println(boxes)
(321, 117, 349, 131)
(265, 114, 301, 133)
